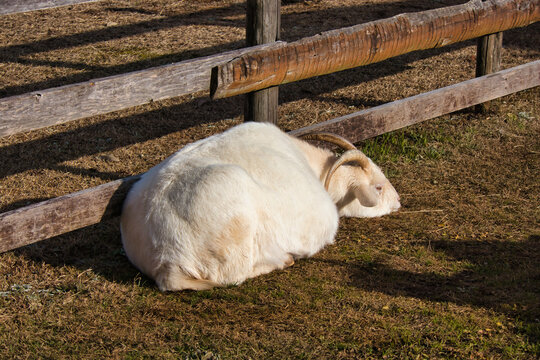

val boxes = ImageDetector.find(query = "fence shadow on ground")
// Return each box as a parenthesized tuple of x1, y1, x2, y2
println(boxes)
(14, 216, 539, 346)
(13, 218, 144, 286)
(0, 93, 241, 209)
(345, 234, 540, 342)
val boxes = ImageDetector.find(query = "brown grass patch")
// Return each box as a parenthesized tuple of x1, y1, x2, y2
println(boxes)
(1, 0, 539, 358)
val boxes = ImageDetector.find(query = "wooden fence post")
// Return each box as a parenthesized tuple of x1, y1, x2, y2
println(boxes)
(475, 32, 503, 112)
(245, 0, 280, 123)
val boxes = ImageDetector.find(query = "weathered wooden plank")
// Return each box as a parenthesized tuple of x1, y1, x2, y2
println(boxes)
(289, 60, 540, 140)
(211, 0, 540, 99)
(475, 32, 503, 112)
(0, 42, 284, 139)
(0, 0, 99, 15)
(244, 0, 281, 124)
(0, 176, 140, 253)
(0, 60, 538, 253)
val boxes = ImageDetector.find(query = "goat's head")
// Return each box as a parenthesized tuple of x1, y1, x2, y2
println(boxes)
(299, 132, 400, 218)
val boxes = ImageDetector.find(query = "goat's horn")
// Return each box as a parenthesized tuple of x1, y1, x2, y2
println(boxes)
(298, 132, 357, 151)
(324, 149, 371, 190)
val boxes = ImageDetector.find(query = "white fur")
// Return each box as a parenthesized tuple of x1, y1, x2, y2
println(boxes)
(120, 122, 399, 291)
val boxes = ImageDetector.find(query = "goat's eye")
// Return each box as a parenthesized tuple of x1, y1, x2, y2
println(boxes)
(375, 185, 383, 192)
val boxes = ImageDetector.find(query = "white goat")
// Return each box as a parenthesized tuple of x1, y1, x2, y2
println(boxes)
(120, 122, 400, 291)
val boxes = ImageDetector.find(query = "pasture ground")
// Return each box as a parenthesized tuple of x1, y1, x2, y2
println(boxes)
(0, 0, 538, 358)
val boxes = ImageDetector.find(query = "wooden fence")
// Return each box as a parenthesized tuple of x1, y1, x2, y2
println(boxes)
(0, 0, 539, 253)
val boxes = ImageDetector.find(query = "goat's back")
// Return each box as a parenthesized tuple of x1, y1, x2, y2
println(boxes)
(120, 122, 339, 290)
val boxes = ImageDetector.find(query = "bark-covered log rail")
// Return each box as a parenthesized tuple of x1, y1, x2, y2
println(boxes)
(211, 0, 540, 99)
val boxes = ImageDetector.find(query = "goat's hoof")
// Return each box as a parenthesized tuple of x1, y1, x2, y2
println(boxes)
(284, 255, 295, 268)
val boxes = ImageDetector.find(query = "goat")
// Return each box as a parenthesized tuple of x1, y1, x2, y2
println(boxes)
(120, 122, 400, 291)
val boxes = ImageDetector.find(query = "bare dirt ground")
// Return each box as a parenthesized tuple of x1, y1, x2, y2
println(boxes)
(0, 0, 538, 358)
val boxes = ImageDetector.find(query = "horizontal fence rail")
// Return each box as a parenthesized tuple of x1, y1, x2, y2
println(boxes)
(0, 42, 283, 139)
(0, 0, 100, 15)
(289, 60, 540, 140)
(1, 60, 538, 254)
(211, 0, 540, 99)
(0, 176, 140, 253)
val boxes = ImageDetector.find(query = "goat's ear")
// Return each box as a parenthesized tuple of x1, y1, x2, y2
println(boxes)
(352, 184, 380, 207)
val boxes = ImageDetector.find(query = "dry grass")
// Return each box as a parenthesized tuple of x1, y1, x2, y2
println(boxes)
(0, 0, 539, 358)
